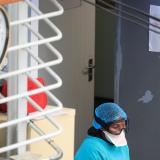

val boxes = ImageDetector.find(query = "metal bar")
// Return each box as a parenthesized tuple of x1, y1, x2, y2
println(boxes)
(26, 0, 63, 37)
(0, 58, 62, 80)
(16, 2, 28, 154)
(7, 2, 28, 156)
(29, 121, 63, 160)
(0, 0, 64, 155)
(0, 30, 63, 103)
(0, 80, 62, 104)
(7, 35, 62, 52)
(26, 72, 63, 109)
(1, 0, 63, 80)
(29, 0, 39, 78)
(26, 96, 61, 130)
(8, 0, 63, 52)
(0, 95, 63, 154)
(26, 49, 64, 107)
(26, 96, 63, 159)
(0, 108, 62, 129)
(24, 23, 63, 59)
(0, 125, 62, 153)
(7, 4, 19, 155)
(10, 0, 64, 26)
(27, 49, 59, 81)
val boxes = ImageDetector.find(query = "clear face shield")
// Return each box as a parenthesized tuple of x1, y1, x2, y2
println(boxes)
(93, 103, 129, 146)
(94, 117, 129, 146)
(95, 116, 129, 135)
(105, 119, 129, 135)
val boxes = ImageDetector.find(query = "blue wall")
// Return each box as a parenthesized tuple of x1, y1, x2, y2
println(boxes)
(115, 0, 160, 159)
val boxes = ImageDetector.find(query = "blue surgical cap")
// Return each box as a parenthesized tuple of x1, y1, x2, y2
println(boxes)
(93, 103, 127, 129)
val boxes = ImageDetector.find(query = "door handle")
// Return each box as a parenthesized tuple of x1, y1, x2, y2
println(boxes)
(86, 66, 95, 69)
(87, 58, 95, 82)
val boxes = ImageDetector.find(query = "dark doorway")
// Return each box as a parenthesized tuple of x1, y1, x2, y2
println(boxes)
(94, 0, 116, 108)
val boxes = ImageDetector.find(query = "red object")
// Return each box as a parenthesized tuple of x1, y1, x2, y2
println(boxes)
(0, 0, 23, 5)
(0, 78, 48, 113)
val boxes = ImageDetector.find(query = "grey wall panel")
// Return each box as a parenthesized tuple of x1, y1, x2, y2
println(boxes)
(115, 0, 160, 159)
(58, 0, 81, 10)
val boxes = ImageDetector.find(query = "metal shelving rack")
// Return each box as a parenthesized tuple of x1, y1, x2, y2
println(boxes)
(0, 0, 64, 159)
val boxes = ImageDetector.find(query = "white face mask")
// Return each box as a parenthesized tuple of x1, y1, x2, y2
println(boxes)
(103, 130, 127, 147)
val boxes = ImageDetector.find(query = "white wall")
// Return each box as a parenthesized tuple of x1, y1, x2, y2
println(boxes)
(39, 1, 95, 151)
(95, 8, 116, 99)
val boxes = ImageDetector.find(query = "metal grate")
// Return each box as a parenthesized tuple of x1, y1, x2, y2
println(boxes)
(0, 0, 64, 159)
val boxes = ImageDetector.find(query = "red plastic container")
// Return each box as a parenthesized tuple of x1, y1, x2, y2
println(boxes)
(0, 77, 48, 113)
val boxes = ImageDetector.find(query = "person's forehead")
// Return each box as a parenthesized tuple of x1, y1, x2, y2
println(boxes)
(112, 119, 126, 124)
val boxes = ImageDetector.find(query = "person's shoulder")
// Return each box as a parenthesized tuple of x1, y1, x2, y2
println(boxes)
(84, 135, 103, 142)
(82, 135, 108, 149)
(75, 136, 108, 160)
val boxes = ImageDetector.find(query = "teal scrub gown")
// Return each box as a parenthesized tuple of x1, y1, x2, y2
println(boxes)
(75, 135, 130, 160)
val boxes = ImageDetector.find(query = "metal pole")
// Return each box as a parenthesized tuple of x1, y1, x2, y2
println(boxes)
(7, 1, 28, 156)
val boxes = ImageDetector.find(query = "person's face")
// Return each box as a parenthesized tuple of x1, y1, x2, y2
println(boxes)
(103, 120, 126, 135)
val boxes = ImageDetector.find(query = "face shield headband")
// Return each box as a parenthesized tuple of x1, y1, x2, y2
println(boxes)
(94, 115, 129, 135)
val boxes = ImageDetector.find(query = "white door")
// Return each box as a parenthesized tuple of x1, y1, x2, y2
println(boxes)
(39, 1, 95, 151)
